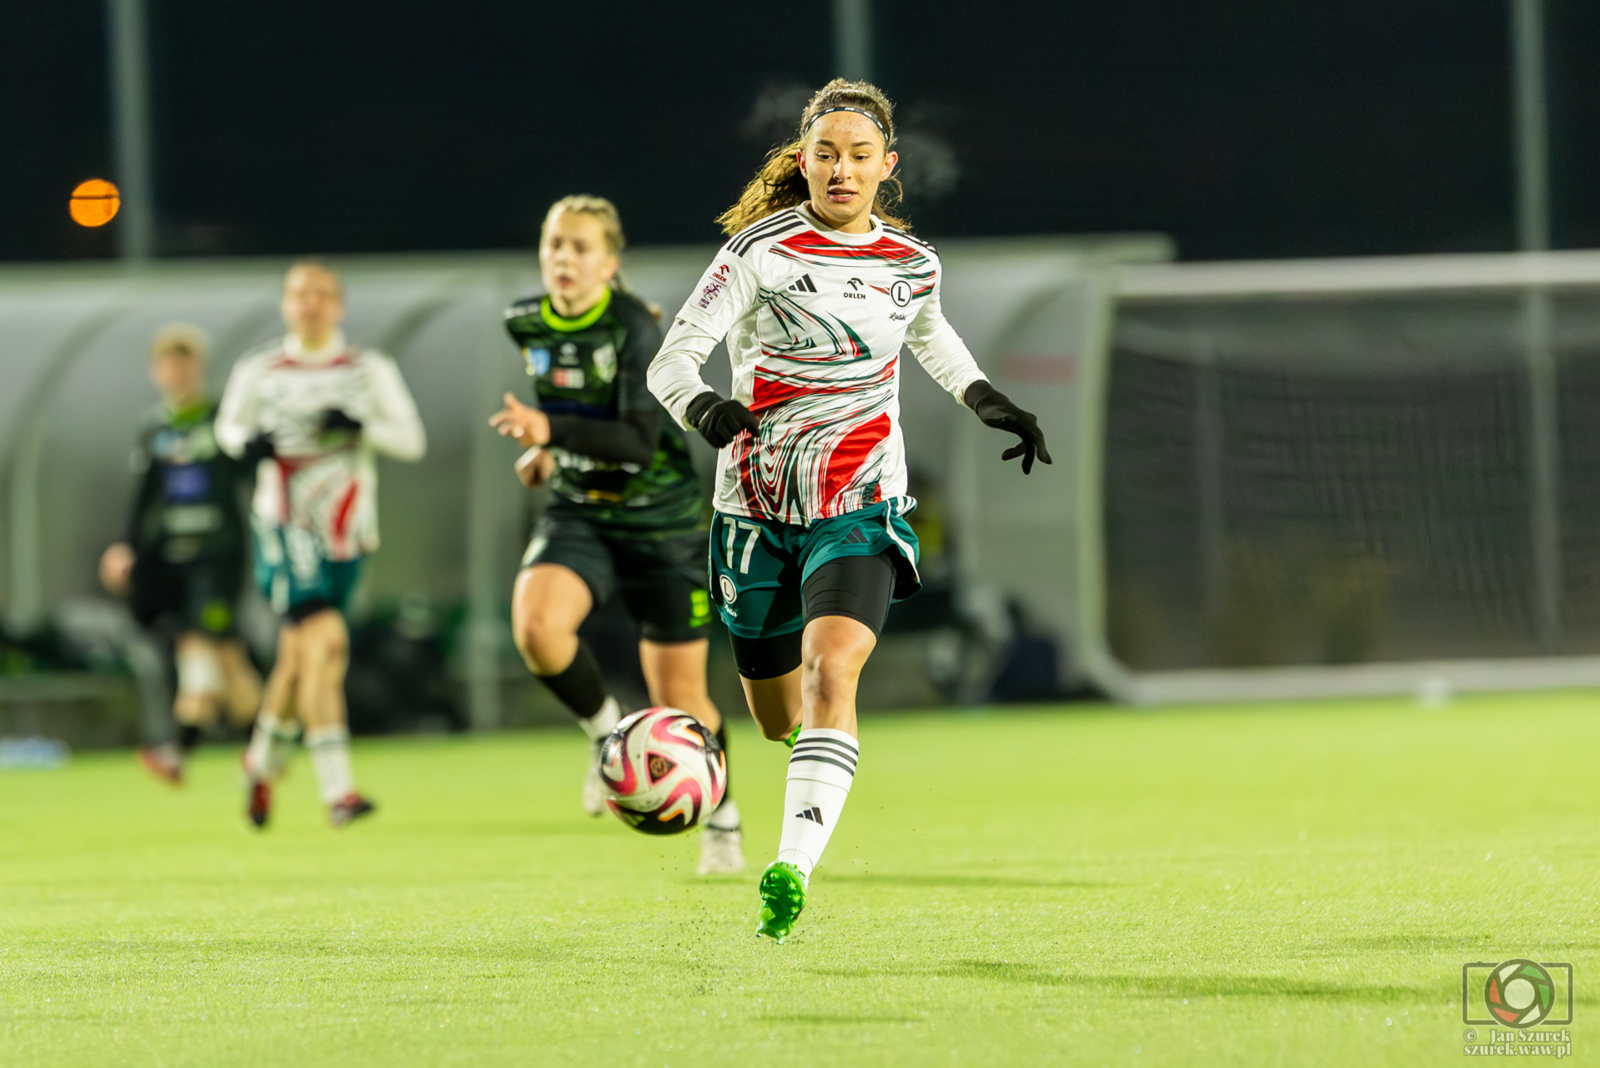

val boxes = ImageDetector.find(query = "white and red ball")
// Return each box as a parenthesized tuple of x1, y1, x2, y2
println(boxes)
(598, 707, 726, 835)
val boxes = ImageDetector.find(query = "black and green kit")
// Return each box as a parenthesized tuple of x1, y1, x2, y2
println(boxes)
(124, 400, 251, 635)
(504, 287, 711, 642)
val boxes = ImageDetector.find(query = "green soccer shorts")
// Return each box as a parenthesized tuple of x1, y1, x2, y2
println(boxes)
(253, 524, 363, 620)
(709, 499, 921, 640)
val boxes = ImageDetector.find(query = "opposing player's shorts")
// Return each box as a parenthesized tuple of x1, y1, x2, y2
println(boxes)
(253, 523, 363, 619)
(521, 508, 712, 644)
(130, 553, 243, 636)
(709, 499, 921, 640)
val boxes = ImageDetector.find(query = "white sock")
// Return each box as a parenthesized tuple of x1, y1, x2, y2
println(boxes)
(708, 797, 741, 831)
(775, 729, 858, 880)
(305, 725, 355, 804)
(578, 696, 621, 744)
(244, 714, 299, 781)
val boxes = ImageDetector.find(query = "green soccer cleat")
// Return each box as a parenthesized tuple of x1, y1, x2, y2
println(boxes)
(782, 724, 801, 748)
(757, 861, 807, 942)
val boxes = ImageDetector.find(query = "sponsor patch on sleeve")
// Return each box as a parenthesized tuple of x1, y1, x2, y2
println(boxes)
(695, 262, 735, 312)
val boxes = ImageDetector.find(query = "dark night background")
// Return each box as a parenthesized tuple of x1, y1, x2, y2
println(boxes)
(5, 0, 1600, 262)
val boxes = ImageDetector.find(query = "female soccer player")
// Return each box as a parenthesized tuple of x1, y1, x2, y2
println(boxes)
(217, 261, 427, 828)
(100, 322, 260, 784)
(648, 80, 1050, 939)
(489, 195, 743, 875)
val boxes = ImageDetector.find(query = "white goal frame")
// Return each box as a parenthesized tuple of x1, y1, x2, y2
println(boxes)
(1075, 249, 1600, 704)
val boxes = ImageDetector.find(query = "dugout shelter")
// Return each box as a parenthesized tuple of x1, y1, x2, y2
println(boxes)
(0, 236, 1164, 729)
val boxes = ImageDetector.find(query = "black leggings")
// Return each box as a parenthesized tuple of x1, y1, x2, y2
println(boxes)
(730, 551, 896, 680)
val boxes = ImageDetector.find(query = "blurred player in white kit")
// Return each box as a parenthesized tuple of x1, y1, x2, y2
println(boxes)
(216, 261, 426, 828)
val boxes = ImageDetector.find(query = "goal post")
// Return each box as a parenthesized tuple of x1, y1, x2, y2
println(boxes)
(1070, 250, 1600, 703)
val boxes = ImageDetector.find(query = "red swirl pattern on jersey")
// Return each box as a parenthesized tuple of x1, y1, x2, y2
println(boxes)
(650, 207, 988, 527)
(740, 341, 898, 520)
(215, 332, 426, 560)
(773, 228, 924, 266)
(732, 227, 932, 521)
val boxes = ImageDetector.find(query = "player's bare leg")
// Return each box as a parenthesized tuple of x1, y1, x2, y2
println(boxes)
(639, 638, 720, 731)
(512, 564, 591, 676)
(758, 616, 873, 941)
(798, 617, 873, 736)
(293, 610, 349, 734)
(172, 633, 225, 729)
(219, 639, 262, 729)
(641, 638, 743, 874)
(741, 670, 802, 743)
(513, 563, 618, 815)
(144, 632, 226, 784)
(242, 624, 302, 827)
(293, 609, 371, 827)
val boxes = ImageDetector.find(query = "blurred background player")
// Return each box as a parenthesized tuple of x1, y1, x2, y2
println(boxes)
(99, 322, 261, 784)
(649, 80, 1050, 938)
(217, 261, 426, 828)
(490, 195, 744, 875)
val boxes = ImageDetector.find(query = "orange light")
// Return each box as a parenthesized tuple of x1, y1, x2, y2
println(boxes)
(70, 179, 121, 227)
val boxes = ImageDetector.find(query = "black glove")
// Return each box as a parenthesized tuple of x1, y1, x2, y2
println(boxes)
(685, 391, 760, 449)
(319, 408, 363, 434)
(241, 432, 277, 465)
(964, 380, 1052, 475)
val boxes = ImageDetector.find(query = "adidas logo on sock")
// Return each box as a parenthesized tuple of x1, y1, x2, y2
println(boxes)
(794, 806, 825, 826)
(786, 274, 818, 294)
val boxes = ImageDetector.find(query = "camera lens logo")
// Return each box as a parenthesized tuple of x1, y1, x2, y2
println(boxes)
(1484, 960, 1557, 1027)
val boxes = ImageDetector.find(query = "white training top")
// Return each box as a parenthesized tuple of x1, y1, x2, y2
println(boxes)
(215, 330, 426, 560)
(647, 204, 985, 527)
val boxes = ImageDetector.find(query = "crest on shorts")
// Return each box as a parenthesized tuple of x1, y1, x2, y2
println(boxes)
(719, 574, 738, 606)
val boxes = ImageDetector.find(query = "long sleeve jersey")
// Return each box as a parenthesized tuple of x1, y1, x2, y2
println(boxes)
(124, 399, 250, 564)
(215, 330, 426, 560)
(502, 287, 701, 530)
(647, 204, 986, 527)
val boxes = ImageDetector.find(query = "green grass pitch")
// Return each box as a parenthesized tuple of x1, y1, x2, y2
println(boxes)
(2, 692, 1596, 1066)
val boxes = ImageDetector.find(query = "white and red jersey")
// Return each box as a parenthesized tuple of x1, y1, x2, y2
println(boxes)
(648, 204, 985, 526)
(215, 330, 426, 560)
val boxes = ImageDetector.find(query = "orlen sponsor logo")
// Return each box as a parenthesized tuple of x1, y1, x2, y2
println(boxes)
(697, 263, 733, 310)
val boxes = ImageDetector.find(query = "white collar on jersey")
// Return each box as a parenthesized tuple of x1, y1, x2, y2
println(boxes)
(283, 329, 349, 363)
(798, 202, 884, 246)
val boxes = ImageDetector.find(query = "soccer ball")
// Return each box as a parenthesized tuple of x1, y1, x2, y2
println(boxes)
(598, 707, 726, 835)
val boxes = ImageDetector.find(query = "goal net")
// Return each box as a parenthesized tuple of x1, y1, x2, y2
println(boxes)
(1079, 254, 1600, 702)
